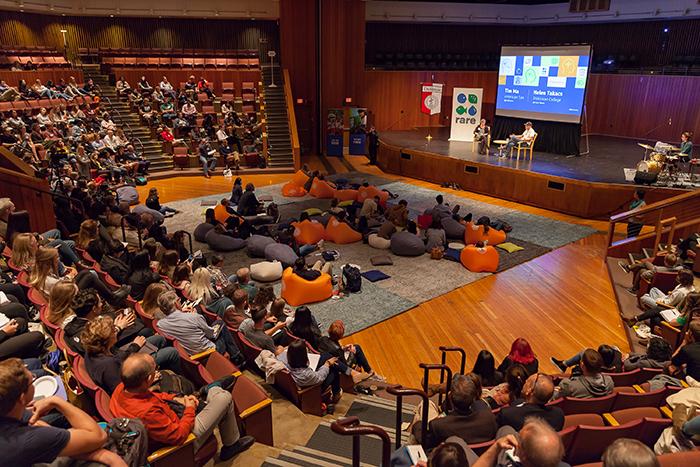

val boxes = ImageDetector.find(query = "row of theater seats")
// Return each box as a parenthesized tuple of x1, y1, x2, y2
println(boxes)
(103, 56, 260, 69)
(0, 54, 70, 68)
(95, 48, 259, 57)
(1, 243, 275, 467)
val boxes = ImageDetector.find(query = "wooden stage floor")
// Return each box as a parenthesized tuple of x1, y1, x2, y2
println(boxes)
(380, 130, 650, 184)
(139, 155, 630, 388)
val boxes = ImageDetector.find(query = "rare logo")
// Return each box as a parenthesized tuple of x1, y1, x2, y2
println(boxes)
(454, 93, 479, 125)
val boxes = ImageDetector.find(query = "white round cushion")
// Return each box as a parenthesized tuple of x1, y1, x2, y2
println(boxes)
(250, 260, 284, 282)
(368, 233, 391, 250)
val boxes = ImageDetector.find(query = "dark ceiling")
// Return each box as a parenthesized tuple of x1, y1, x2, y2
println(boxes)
(379, 1, 567, 4)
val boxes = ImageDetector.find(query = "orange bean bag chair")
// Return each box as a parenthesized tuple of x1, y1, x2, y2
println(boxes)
(309, 179, 336, 199)
(292, 220, 325, 245)
(335, 189, 359, 202)
(357, 185, 389, 207)
(280, 267, 333, 306)
(282, 182, 307, 197)
(290, 170, 310, 187)
(325, 217, 362, 244)
(464, 222, 507, 246)
(460, 245, 499, 273)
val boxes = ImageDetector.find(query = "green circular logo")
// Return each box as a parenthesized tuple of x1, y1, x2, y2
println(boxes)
(456, 106, 466, 115)
(468, 94, 478, 104)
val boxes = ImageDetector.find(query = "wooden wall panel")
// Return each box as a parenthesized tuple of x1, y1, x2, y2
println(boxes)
(0, 167, 55, 234)
(363, 71, 700, 143)
(0, 70, 84, 86)
(280, 0, 318, 154)
(0, 11, 278, 55)
(110, 69, 261, 95)
(319, 0, 365, 147)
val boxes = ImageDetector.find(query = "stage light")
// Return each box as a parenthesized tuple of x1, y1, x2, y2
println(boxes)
(296, 98, 304, 104)
(345, 97, 352, 103)
(663, 27, 669, 33)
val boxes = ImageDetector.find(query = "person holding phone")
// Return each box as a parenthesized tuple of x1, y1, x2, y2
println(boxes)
(285, 339, 343, 404)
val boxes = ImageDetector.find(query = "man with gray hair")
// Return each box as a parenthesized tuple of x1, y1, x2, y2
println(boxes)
(602, 439, 659, 467)
(472, 417, 568, 467)
(497, 373, 564, 431)
(156, 291, 245, 366)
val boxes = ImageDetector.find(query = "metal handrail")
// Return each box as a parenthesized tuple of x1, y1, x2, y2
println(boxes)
(100, 95, 145, 154)
(420, 363, 453, 408)
(386, 385, 429, 451)
(330, 416, 391, 467)
(439, 346, 466, 377)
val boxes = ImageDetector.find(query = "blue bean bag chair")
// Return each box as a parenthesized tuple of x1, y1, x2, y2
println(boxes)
(194, 223, 215, 243)
(390, 231, 426, 257)
(264, 243, 299, 268)
(442, 217, 466, 240)
(247, 235, 276, 258)
(204, 229, 247, 252)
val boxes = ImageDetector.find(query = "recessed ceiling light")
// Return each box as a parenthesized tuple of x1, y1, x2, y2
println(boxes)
(110, 14, 114, 17)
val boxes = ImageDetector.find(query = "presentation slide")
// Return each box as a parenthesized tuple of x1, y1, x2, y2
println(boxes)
(496, 45, 591, 124)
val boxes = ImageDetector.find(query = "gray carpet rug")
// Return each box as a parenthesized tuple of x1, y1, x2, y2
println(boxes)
(159, 172, 596, 336)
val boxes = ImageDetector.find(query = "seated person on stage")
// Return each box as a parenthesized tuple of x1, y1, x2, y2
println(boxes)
(473, 118, 490, 155)
(503, 121, 536, 157)
(110, 353, 254, 460)
(618, 252, 683, 294)
(553, 348, 614, 399)
(635, 269, 695, 311)
(679, 131, 693, 161)
(0, 358, 122, 467)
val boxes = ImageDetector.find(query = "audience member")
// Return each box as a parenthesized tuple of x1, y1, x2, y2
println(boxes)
(602, 438, 660, 467)
(498, 338, 539, 376)
(554, 348, 614, 399)
(497, 373, 564, 431)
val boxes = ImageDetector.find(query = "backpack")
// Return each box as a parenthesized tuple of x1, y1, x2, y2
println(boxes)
(342, 264, 362, 293)
(134, 175, 148, 186)
(322, 250, 340, 262)
(103, 418, 149, 467)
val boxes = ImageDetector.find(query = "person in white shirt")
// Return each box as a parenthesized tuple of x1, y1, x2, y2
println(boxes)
(503, 121, 536, 158)
(115, 76, 130, 97)
(102, 129, 121, 152)
(36, 107, 52, 126)
(100, 113, 117, 132)
(639, 269, 696, 310)
(159, 76, 176, 99)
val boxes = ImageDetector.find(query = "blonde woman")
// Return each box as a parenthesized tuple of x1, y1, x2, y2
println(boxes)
(186, 267, 233, 315)
(30, 246, 131, 303)
(47, 280, 79, 326)
(10, 233, 37, 271)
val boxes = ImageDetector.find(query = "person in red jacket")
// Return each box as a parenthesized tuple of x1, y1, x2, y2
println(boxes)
(110, 353, 254, 460)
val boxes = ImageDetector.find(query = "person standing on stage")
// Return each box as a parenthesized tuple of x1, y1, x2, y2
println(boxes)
(367, 126, 379, 165)
(626, 189, 646, 238)
(474, 119, 490, 155)
(503, 121, 536, 158)
(679, 131, 693, 161)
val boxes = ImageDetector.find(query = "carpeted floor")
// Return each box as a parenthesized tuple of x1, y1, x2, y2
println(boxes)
(160, 172, 596, 336)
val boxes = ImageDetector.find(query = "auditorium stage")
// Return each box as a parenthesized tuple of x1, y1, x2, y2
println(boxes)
(380, 130, 651, 184)
(376, 129, 688, 219)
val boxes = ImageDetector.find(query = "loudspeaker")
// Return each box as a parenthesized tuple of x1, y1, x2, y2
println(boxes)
(634, 170, 658, 185)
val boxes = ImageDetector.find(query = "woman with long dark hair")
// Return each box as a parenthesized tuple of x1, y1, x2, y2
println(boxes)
(472, 350, 504, 387)
(289, 306, 322, 349)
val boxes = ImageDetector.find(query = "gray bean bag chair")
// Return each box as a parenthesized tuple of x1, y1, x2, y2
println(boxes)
(247, 235, 276, 258)
(264, 243, 299, 267)
(442, 217, 466, 240)
(194, 223, 215, 243)
(204, 229, 246, 252)
(390, 231, 426, 257)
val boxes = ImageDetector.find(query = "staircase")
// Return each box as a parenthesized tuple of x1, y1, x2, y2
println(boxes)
(261, 65, 295, 168)
(262, 395, 414, 466)
(77, 64, 172, 173)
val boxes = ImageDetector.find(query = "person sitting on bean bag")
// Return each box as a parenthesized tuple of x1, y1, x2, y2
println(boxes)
(194, 208, 218, 242)
(281, 262, 333, 307)
(282, 182, 307, 197)
(357, 182, 389, 207)
(293, 257, 333, 282)
(325, 211, 362, 244)
(422, 218, 447, 253)
(460, 241, 499, 273)
(205, 225, 247, 251)
(390, 221, 425, 257)
(277, 223, 324, 257)
(465, 216, 506, 246)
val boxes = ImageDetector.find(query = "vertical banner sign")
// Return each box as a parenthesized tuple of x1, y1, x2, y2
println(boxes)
(348, 108, 368, 155)
(420, 83, 444, 115)
(449, 88, 483, 142)
(326, 108, 344, 156)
